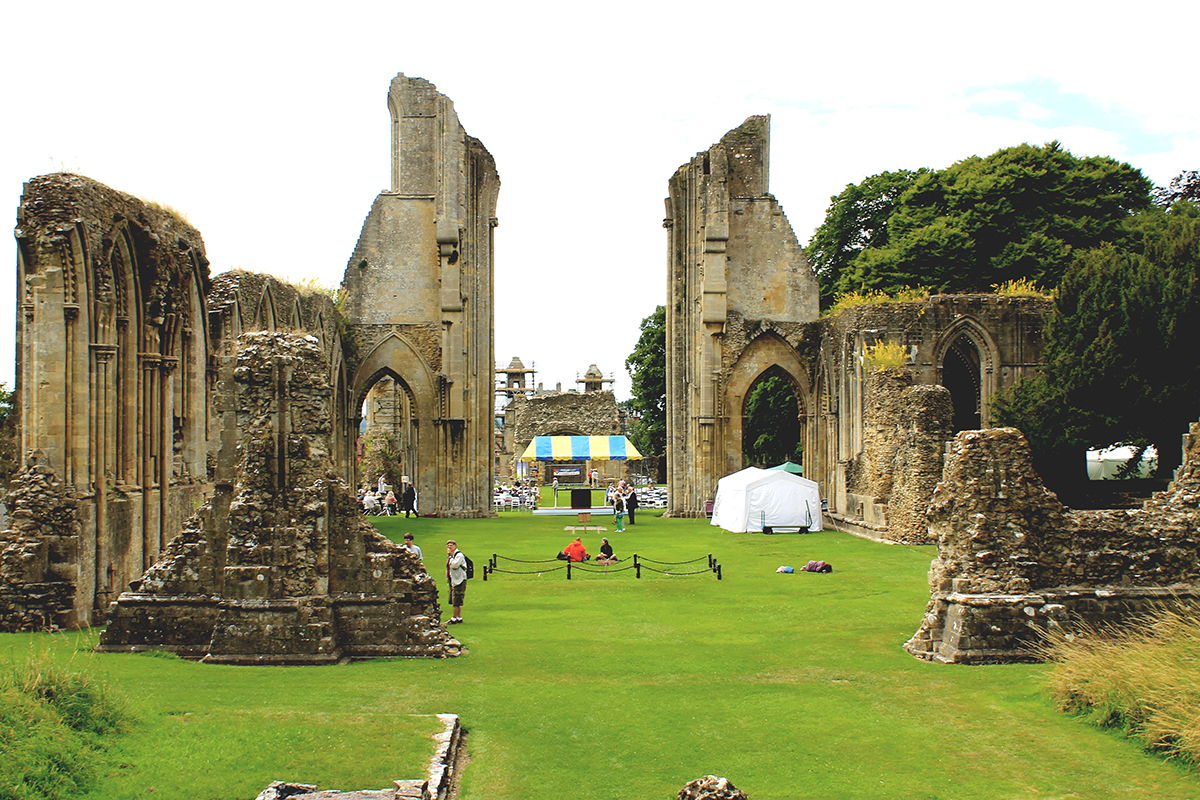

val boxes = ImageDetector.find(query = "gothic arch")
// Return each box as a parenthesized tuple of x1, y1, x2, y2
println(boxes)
(932, 316, 1000, 430)
(255, 285, 277, 331)
(722, 332, 813, 477)
(349, 333, 438, 492)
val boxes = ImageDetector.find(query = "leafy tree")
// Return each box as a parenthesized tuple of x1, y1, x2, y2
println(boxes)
(625, 306, 666, 480)
(0, 383, 16, 497)
(993, 200, 1200, 489)
(742, 372, 802, 467)
(1154, 170, 1200, 206)
(806, 169, 926, 309)
(809, 142, 1153, 303)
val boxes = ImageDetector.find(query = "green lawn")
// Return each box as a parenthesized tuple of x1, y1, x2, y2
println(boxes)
(3, 510, 1198, 799)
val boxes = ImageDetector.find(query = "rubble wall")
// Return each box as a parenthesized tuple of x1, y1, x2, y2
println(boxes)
(99, 332, 459, 663)
(905, 423, 1200, 663)
(887, 385, 954, 545)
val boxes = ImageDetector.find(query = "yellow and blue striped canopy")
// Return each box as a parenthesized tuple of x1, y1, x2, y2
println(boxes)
(519, 435, 643, 462)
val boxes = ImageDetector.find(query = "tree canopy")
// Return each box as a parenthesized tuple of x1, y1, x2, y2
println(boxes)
(808, 142, 1153, 308)
(742, 372, 802, 467)
(625, 306, 666, 473)
(992, 199, 1200, 488)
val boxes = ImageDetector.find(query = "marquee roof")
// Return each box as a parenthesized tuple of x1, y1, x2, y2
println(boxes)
(519, 435, 643, 462)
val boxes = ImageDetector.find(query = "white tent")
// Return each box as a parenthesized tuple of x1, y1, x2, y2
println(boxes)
(1086, 445, 1158, 480)
(710, 467, 823, 533)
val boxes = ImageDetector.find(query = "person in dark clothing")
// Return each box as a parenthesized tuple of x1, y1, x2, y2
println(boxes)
(626, 486, 639, 525)
(596, 537, 618, 565)
(401, 483, 418, 518)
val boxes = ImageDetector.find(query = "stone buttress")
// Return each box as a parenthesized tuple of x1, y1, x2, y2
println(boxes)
(98, 332, 459, 662)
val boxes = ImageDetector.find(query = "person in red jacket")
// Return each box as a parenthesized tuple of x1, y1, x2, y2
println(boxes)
(562, 537, 589, 562)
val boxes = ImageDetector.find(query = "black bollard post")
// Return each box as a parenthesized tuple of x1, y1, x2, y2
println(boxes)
(491, 553, 498, 569)
(708, 553, 714, 569)
(717, 564, 722, 580)
(567, 561, 572, 580)
(483, 565, 489, 581)
(635, 562, 641, 579)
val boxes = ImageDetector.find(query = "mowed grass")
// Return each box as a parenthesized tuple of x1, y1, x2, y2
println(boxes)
(3, 509, 1198, 800)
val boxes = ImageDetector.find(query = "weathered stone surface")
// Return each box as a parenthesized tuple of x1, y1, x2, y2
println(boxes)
(906, 422, 1200, 663)
(6, 74, 499, 633)
(340, 74, 499, 519)
(678, 775, 750, 800)
(98, 333, 459, 662)
(665, 116, 819, 517)
(10, 174, 212, 628)
(886, 384, 954, 545)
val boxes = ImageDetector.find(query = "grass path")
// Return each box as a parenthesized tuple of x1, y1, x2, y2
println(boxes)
(3, 510, 1197, 799)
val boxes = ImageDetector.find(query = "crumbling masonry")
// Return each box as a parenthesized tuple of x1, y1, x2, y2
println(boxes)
(2, 74, 496, 653)
(904, 423, 1200, 663)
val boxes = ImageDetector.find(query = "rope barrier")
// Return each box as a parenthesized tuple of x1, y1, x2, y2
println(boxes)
(493, 554, 562, 564)
(483, 564, 567, 578)
(638, 565, 719, 576)
(634, 554, 712, 566)
(482, 552, 722, 581)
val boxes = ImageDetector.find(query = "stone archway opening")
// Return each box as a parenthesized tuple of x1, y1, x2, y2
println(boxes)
(356, 369, 419, 495)
(942, 334, 982, 432)
(741, 365, 805, 469)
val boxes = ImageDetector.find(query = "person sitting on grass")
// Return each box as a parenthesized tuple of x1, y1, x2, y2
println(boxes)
(595, 537, 618, 565)
(561, 536, 589, 562)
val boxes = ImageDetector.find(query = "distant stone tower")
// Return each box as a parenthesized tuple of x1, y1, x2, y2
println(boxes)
(577, 364, 613, 393)
(340, 74, 500, 517)
(664, 116, 819, 516)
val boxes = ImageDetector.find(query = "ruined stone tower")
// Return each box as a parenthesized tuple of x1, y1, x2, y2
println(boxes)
(340, 74, 500, 517)
(664, 116, 819, 516)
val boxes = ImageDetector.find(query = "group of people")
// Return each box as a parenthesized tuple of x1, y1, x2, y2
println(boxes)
(358, 482, 418, 517)
(558, 535, 619, 565)
(495, 481, 538, 507)
(606, 480, 639, 532)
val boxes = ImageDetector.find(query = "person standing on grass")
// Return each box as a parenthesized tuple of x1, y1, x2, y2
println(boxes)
(446, 540, 467, 625)
(401, 532, 423, 562)
(613, 489, 626, 533)
(626, 483, 639, 525)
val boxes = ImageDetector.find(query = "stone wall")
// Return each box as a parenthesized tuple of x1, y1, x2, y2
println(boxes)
(905, 422, 1200, 663)
(98, 333, 459, 662)
(503, 390, 622, 482)
(886, 385, 954, 545)
(808, 295, 1050, 535)
(664, 116, 819, 517)
(8, 173, 212, 628)
(340, 74, 499, 518)
(0, 455, 81, 630)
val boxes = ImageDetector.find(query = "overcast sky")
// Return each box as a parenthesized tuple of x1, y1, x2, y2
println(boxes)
(2, 1, 1197, 400)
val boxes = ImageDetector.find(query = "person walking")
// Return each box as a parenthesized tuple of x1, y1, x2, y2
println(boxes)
(401, 483, 418, 518)
(613, 490, 626, 533)
(446, 539, 467, 625)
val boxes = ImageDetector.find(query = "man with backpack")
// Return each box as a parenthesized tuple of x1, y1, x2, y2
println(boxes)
(446, 539, 469, 625)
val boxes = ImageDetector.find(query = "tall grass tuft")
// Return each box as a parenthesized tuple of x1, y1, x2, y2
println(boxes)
(992, 277, 1053, 299)
(825, 286, 929, 317)
(863, 340, 909, 371)
(1042, 605, 1200, 762)
(0, 651, 130, 799)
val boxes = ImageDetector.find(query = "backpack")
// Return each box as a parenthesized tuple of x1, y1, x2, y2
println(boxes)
(463, 554, 475, 579)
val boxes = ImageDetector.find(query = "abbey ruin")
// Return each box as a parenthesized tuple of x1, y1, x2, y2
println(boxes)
(2, 73, 1196, 665)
